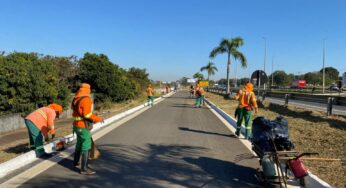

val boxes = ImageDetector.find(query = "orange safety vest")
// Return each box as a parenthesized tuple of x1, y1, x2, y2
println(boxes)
(72, 96, 103, 128)
(25, 107, 56, 136)
(146, 87, 153, 96)
(236, 89, 258, 108)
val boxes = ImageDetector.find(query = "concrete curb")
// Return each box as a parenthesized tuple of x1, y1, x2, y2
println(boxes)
(0, 92, 175, 179)
(204, 98, 332, 188)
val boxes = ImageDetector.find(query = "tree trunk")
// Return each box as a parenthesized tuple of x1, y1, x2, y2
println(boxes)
(226, 52, 231, 94)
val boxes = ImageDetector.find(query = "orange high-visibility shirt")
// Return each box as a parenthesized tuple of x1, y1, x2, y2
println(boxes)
(72, 96, 103, 128)
(25, 107, 56, 137)
(146, 87, 153, 96)
(199, 87, 205, 95)
(235, 89, 258, 108)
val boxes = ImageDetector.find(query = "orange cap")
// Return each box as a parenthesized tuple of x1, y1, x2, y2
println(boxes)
(80, 83, 90, 89)
(244, 83, 253, 92)
(47, 103, 63, 113)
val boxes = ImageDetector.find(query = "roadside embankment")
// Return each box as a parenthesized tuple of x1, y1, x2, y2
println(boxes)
(205, 92, 346, 188)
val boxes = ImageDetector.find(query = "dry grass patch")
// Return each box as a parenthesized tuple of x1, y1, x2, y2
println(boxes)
(205, 92, 346, 188)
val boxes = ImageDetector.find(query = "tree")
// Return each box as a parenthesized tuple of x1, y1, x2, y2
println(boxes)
(270, 70, 291, 86)
(200, 61, 218, 81)
(238, 77, 250, 86)
(127, 67, 150, 94)
(320, 67, 339, 83)
(210, 37, 247, 94)
(179, 77, 189, 86)
(218, 79, 227, 85)
(304, 72, 322, 85)
(193, 72, 204, 81)
(78, 53, 136, 102)
(0, 52, 70, 115)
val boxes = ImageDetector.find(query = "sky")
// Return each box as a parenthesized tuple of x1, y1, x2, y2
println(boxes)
(1, 0, 346, 82)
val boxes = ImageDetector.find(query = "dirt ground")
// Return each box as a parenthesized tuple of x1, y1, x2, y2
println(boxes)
(205, 92, 346, 188)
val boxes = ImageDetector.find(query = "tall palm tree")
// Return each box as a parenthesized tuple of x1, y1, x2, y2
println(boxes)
(200, 61, 218, 81)
(209, 37, 247, 94)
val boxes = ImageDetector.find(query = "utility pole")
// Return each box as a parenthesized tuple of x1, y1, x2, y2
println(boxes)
(272, 56, 274, 87)
(322, 39, 326, 94)
(262, 37, 267, 91)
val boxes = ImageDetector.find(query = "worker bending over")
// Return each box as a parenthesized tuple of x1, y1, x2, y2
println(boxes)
(25, 103, 63, 158)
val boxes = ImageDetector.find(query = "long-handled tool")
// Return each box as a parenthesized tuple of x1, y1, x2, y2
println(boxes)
(270, 136, 287, 188)
(281, 156, 346, 164)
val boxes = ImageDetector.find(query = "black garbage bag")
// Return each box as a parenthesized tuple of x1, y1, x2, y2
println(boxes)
(252, 116, 273, 143)
(272, 116, 289, 138)
(252, 117, 273, 152)
(252, 116, 294, 152)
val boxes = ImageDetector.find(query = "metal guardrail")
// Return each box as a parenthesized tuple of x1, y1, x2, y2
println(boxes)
(208, 87, 345, 116)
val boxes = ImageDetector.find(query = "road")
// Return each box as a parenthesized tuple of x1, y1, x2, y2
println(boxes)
(266, 97, 346, 116)
(18, 91, 260, 188)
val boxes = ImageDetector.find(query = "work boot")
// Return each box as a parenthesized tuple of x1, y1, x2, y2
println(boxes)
(73, 151, 81, 167)
(235, 129, 240, 137)
(80, 151, 95, 175)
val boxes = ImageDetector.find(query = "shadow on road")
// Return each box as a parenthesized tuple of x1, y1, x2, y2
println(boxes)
(4, 143, 31, 154)
(178, 127, 236, 138)
(21, 143, 260, 188)
(183, 157, 260, 188)
(170, 104, 208, 109)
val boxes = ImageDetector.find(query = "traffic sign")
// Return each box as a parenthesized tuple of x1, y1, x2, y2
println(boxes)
(251, 70, 268, 86)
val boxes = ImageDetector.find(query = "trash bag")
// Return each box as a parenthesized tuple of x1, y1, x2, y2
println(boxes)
(252, 116, 273, 143)
(272, 116, 289, 138)
(252, 116, 294, 152)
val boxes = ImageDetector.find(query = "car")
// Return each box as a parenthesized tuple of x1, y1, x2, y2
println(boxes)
(329, 86, 340, 92)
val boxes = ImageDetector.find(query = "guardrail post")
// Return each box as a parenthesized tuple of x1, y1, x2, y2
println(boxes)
(327, 97, 334, 116)
(284, 94, 289, 106)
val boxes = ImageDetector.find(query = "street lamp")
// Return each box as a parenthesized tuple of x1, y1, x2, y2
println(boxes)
(322, 39, 326, 94)
(262, 37, 267, 91)
(271, 56, 274, 87)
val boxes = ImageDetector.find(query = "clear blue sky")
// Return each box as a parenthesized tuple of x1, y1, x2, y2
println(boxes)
(1, 0, 346, 81)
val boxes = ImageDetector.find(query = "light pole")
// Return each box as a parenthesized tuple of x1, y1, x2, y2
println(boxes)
(271, 56, 274, 87)
(322, 39, 326, 94)
(262, 37, 267, 91)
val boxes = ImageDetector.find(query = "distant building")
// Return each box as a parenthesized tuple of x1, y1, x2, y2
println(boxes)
(343, 72, 346, 84)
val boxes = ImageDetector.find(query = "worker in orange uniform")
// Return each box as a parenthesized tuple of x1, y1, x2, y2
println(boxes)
(195, 84, 205, 108)
(25, 103, 63, 158)
(72, 83, 104, 175)
(146, 84, 154, 106)
(234, 82, 258, 139)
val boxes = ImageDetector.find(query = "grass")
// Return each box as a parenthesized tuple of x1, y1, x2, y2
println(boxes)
(205, 92, 346, 188)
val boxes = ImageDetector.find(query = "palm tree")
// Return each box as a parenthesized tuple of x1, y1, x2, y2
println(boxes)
(200, 61, 218, 81)
(209, 37, 247, 94)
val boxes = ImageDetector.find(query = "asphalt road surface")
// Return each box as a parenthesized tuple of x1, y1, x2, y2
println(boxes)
(19, 91, 260, 188)
(266, 97, 346, 116)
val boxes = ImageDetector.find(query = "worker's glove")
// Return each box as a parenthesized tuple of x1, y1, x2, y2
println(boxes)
(51, 134, 55, 139)
(99, 117, 105, 124)
(254, 108, 259, 114)
(45, 136, 50, 142)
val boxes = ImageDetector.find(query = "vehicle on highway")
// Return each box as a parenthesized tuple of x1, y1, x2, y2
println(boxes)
(329, 85, 340, 92)
(291, 80, 306, 89)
